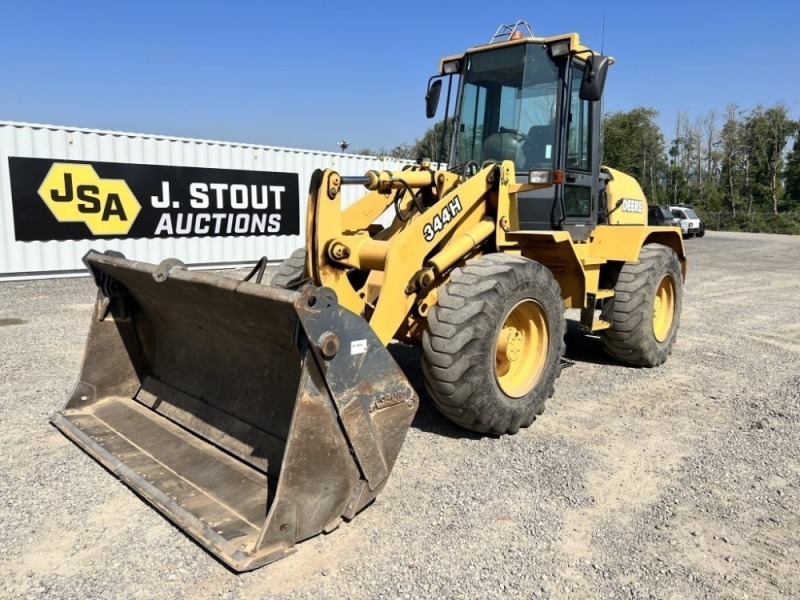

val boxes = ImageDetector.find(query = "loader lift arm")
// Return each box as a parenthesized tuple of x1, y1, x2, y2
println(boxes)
(306, 161, 548, 345)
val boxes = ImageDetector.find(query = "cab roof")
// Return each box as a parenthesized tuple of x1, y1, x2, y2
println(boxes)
(438, 30, 608, 75)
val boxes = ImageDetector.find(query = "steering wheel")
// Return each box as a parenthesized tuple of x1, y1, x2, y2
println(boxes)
(499, 127, 528, 141)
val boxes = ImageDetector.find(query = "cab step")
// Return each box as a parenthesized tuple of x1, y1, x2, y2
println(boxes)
(579, 289, 614, 332)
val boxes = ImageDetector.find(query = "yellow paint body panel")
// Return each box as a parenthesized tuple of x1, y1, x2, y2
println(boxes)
(303, 160, 685, 346)
(603, 167, 647, 226)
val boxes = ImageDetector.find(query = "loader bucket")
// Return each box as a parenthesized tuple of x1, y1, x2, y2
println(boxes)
(51, 251, 418, 572)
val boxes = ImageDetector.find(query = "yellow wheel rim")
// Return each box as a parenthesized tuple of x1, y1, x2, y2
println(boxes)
(494, 299, 549, 398)
(652, 275, 676, 343)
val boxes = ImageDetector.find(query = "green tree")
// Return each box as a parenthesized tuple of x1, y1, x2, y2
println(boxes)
(665, 110, 721, 211)
(744, 103, 797, 213)
(352, 119, 453, 163)
(602, 107, 667, 202)
(666, 112, 689, 206)
(700, 110, 721, 207)
(785, 137, 800, 205)
(413, 118, 454, 164)
(719, 104, 746, 216)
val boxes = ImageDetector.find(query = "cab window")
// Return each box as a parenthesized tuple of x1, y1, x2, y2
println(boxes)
(566, 63, 591, 171)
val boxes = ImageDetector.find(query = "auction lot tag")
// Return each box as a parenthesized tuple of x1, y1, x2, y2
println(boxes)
(351, 339, 368, 355)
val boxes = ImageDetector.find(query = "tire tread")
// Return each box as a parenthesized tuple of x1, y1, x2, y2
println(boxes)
(422, 254, 566, 435)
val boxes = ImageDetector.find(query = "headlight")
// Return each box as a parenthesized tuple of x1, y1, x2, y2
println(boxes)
(528, 169, 562, 185)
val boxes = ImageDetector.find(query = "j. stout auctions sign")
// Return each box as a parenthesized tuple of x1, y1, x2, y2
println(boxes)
(9, 157, 300, 241)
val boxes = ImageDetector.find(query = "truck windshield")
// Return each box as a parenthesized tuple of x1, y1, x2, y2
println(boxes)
(683, 208, 699, 219)
(453, 44, 560, 172)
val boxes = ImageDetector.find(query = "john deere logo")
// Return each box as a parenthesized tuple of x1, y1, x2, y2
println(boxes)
(37, 163, 141, 235)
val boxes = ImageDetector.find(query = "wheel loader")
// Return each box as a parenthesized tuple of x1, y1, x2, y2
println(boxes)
(52, 21, 685, 572)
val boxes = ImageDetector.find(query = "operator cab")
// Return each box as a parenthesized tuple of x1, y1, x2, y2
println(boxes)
(426, 21, 611, 241)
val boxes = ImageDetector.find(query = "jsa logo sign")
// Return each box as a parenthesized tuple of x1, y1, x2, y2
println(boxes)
(10, 157, 300, 242)
(38, 163, 141, 235)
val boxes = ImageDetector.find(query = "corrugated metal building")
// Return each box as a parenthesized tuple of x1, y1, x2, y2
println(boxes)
(0, 121, 414, 280)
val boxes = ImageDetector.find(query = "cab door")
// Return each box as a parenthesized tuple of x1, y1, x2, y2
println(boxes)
(516, 59, 602, 240)
(560, 61, 600, 241)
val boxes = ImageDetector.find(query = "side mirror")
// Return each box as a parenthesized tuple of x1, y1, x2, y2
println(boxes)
(425, 79, 442, 119)
(579, 55, 610, 102)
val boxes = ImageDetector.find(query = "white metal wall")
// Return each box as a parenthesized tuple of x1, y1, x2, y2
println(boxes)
(0, 121, 414, 280)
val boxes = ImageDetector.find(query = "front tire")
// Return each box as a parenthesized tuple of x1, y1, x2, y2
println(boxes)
(601, 245, 682, 367)
(272, 248, 306, 288)
(422, 254, 566, 435)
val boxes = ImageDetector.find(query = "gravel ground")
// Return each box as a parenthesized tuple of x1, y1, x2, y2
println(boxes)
(1, 231, 798, 599)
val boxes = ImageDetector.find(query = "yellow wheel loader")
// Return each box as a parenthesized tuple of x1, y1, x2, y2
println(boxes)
(52, 21, 685, 572)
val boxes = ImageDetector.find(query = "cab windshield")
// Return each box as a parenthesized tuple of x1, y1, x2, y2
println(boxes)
(453, 44, 560, 171)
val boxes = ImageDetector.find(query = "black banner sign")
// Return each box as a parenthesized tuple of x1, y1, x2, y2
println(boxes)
(9, 157, 300, 241)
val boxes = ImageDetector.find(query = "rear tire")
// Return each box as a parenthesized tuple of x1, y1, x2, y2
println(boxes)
(601, 245, 682, 367)
(422, 254, 566, 435)
(272, 248, 306, 288)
